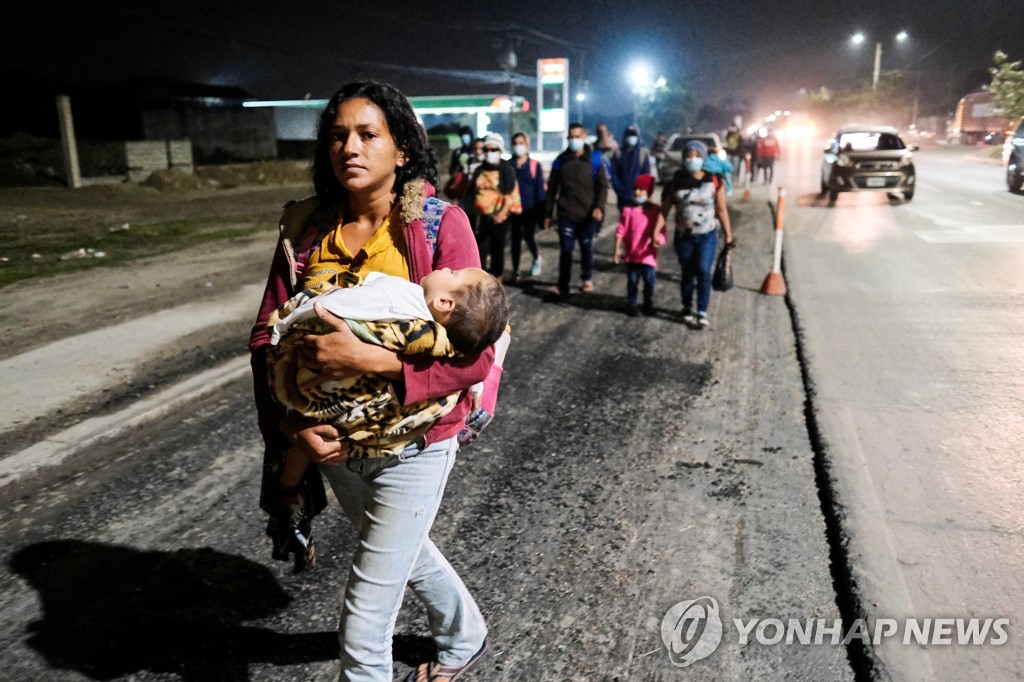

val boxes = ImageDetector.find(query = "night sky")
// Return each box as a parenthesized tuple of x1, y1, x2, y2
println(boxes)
(5, 0, 1023, 126)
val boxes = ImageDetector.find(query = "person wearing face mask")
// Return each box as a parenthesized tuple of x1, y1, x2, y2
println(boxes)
(613, 173, 665, 316)
(449, 125, 476, 177)
(469, 133, 520, 278)
(544, 122, 610, 299)
(443, 125, 477, 203)
(508, 131, 546, 283)
(610, 124, 653, 213)
(661, 140, 735, 329)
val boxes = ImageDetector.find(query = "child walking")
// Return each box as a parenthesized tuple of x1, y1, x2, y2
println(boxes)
(613, 173, 666, 316)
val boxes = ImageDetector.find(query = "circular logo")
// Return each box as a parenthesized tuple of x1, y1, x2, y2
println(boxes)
(660, 596, 723, 667)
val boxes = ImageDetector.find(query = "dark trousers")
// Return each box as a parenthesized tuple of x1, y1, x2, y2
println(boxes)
(626, 263, 656, 307)
(509, 208, 540, 273)
(475, 215, 509, 277)
(557, 218, 597, 294)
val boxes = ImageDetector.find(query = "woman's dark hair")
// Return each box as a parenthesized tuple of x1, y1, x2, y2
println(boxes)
(312, 81, 438, 204)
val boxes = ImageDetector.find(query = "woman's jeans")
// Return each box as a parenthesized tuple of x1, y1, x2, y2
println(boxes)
(675, 230, 718, 315)
(626, 263, 656, 307)
(320, 437, 487, 682)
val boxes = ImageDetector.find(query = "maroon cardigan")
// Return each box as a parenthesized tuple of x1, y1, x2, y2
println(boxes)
(249, 180, 495, 450)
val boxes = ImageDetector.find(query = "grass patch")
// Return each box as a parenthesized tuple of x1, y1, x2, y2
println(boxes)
(0, 215, 272, 287)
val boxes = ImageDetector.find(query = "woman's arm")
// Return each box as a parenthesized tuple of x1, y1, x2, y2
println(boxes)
(714, 179, 734, 244)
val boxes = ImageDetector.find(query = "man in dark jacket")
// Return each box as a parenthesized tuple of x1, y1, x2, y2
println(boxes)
(544, 122, 610, 299)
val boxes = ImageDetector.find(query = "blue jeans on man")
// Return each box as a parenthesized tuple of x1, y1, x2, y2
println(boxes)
(674, 230, 718, 315)
(557, 218, 597, 296)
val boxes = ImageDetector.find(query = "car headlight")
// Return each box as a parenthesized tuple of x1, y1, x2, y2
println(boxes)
(836, 153, 852, 167)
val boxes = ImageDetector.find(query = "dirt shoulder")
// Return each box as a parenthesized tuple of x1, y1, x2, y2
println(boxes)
(0, 182, 313, 359)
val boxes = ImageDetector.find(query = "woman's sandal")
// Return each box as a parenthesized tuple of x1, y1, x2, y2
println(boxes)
(403, 639, 488, 682)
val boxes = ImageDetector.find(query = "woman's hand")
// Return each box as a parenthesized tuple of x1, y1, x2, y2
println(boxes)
(299, 302, 403, 386)
(280, 418, 349, 465)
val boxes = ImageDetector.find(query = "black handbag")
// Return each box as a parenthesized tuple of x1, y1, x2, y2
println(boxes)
(712, 246, 733, 292)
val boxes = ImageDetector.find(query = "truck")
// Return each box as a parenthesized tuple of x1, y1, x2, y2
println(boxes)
(948, 91, 1015, 145)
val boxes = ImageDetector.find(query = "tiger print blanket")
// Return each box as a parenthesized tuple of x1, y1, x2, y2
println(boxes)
(265, 272, 460, 458)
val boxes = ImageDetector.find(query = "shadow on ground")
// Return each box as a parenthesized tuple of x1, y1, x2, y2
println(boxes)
(9, 540, 339, 681)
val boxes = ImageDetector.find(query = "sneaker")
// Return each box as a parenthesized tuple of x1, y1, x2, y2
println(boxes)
(581, 280, 595, 293)
(530, 256, 542, 277)
(626, 305, 640, 317)
(641, 302, 655, 316)
(697, 314, 710, 329)
(682, 310, 697, 325)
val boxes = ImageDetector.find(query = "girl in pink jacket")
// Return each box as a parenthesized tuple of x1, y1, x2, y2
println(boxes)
(613, 173, 666, 316)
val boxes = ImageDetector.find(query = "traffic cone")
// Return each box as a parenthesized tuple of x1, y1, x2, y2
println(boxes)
(761, 187, 787, 296)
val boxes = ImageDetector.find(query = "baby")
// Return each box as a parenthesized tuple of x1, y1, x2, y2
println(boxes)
(266, 265, 509, 495)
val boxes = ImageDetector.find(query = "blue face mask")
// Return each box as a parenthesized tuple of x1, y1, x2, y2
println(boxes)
(634, 194, 648, 205)
(685, 157, 705, 173)
(461, 134, 473, 146)
(568, 138, 585, 152)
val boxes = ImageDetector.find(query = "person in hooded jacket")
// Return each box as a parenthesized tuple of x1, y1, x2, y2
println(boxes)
(448, 125, 475, 177)
(610, 124, 653, 213)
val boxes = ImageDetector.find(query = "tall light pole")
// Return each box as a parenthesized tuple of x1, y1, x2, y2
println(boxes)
(852, 31, 908, 90)
(629, 64, 651, 125)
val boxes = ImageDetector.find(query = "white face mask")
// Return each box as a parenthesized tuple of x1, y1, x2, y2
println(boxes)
(685, 157, 705, 173)
(634, 193, 648, 204)
(485, 151, 501, 165)
(474, 152, 484, 162)
(513, 144, 528, 157)
(625, 135, 639, 147)
(568, 138, 585, 152)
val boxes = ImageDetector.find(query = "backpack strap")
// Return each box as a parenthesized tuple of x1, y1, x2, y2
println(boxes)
(528, 158, 539, 180)
(421, 195, 446, 256)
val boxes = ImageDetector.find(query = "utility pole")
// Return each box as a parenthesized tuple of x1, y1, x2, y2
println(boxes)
(56, 95, 82, 189)
(872, 41, 882, 90)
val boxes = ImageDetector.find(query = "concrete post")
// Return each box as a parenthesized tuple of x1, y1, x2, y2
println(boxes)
(56, 95, 82, 189)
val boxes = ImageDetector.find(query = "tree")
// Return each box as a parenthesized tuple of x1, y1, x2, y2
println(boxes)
(989, 51, 1024, 122)
(637, 83, 695, 136)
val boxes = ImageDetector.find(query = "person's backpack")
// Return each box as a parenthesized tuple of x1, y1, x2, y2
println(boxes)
(552, 150, 608, 180)
(420, 196, 510, 446)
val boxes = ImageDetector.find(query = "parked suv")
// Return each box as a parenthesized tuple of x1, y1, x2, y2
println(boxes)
(1005, 117, 1024, 192)
(821, 126, 917, 204)
(660, 132, 726, 181)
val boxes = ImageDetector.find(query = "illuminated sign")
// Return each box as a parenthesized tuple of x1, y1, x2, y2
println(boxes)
(539, 58, 568, 85)
(539, 108, 566, 132)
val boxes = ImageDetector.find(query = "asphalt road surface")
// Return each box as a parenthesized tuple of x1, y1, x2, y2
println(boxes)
(0, 191, 849, 681)
(777, 140, 1024, 681)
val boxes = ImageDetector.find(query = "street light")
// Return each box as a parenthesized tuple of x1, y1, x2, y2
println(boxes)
(851, 31, 909, 90)
(628, 63, 665, 124)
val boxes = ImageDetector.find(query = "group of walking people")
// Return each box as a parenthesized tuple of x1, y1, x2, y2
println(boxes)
(248, 80, 736, 681)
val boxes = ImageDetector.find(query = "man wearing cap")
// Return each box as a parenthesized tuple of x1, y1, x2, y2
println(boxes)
(544, 122, 610, 299)
(610, 124, 653, 212)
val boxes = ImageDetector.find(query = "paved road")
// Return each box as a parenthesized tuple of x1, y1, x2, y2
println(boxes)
(0, 195, 848, 680)
(778, 141, 1024, 681)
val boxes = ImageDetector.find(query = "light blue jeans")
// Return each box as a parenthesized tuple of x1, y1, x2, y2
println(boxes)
(320, 436, 487, 682)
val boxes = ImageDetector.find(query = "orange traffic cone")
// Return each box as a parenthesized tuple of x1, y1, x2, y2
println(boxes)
(761, 187, 787, 295)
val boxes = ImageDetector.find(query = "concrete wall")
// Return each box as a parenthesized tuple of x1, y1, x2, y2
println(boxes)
(142, 105, 276, 162)
(125, 140, 194, 182)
